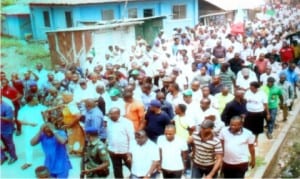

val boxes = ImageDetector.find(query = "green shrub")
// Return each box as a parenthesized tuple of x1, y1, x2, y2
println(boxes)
(1, 37, 22, 48)
(16, 43, 50, 60)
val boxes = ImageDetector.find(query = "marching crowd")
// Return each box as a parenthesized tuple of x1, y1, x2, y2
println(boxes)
(1, 3, 300, 179)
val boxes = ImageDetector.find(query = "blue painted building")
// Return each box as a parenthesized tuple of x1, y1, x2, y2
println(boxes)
(1, 4, 32, 39)
(29, 0, 199, 40)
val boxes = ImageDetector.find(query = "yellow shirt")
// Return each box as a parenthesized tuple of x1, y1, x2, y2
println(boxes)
(174, 115, 193, 141)
(215, 93, 234, 114)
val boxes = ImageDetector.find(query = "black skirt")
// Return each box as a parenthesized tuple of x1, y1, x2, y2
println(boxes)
(244, 111, 265, 135)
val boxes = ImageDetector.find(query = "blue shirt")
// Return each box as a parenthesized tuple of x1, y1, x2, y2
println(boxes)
(0, 101, 14, 134)
(40, 130, 72, 174)
(161, 101, 174, 119)
(84, 107, 106, 139)
(284, 69, 298, 85)
(145, 111, 170, 142)
(197, 63, 214, 75)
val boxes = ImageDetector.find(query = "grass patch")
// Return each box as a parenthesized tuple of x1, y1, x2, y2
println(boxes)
(16, 43, 50, 60)
(255, 156, 266, 167)
(1, 37, 52, 70)
(1, 36, 22, 48)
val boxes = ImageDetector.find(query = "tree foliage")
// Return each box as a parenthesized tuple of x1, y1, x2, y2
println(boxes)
(1, 0, 16, 7)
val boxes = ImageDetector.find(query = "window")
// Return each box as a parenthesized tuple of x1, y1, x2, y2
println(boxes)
(143, 9, 153, 17)
(65, 11, 73, 27)
(102, 9, 114, 21)
(128, 8, 137, 18)
(43, 11, 50, 27)
(172, 5, 186, 19)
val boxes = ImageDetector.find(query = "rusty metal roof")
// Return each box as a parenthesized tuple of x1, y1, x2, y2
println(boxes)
(46, 21, 143, 33)
(29, 0, 138, 5)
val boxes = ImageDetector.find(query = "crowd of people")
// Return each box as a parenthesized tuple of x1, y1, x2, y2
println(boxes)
(1, 3, 300, 179)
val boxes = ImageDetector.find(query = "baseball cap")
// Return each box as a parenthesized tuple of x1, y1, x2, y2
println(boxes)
(131, 69, 140, 75)
(109, 88, 120, 97)
(183, 89, 193, 96)
(150, 99, 161, 108)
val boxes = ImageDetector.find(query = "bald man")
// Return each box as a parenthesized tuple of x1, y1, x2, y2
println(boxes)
(84, 99, 106, 141)
(107, 107, 135, 178)
(221, 90, 247, 126)
(130, 130, 160, 178)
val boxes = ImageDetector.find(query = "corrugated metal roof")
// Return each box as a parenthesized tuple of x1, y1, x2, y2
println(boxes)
(46, 15, 165, 33)
(1, 4, 30, 15)
(29, 0, 138, 5)
(46, 20, 143, 33)
(205, 0, 265, 11)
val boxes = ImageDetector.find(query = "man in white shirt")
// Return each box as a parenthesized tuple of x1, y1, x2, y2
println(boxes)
(190, 80, 203, 103)
(236, 68, 258, 90)
(33, 63, 48, 88)
(219, 116, 255, 178)
(130, 130, 160, 178)
(193, 98, 224, 136)
(260, 66, 278, 85)
(106, 107, 135, 178)
(157, 124, 188, 178)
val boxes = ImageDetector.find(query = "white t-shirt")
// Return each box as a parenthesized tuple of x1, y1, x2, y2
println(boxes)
(244, 89, 267, 112)
(219, 127, 255, 164)
(18, 104, 47, 138)
(236, 76, 258, 90)
(259, 73, 278, 86)
(130, 139, 159, 176)
(157, 135, 188, 171)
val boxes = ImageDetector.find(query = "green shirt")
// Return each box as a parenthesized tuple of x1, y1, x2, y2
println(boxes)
(85, 139, 110, 177)
(262, 85, 282, 109)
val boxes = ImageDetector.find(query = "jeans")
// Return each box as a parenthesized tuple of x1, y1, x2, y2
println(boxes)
(1, 133, 17, 160)
(191, 163, 216, 178)
(267, 108, 278, 134)
(161, 169, 183, 178)
(222, 162, 248, 178)
(130, 172, 158, 179)
(109, 151, 131, 178)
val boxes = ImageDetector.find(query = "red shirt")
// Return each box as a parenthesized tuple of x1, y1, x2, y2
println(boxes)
(1, 86, 19, 101)
(280, 47, 294, 63)
(12, 80, 24, 95)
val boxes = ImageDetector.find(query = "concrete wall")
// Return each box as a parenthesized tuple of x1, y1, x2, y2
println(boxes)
(92, 25, 136, 65)
(160, 0, 198, 39)
(1, 16, 20, 38)
(30, 0, 198, 40)
(30, 6, 53, 40)
(77, 4, 121, 22)
(18, 16, 32, 39)
(121, 1, 160, 18)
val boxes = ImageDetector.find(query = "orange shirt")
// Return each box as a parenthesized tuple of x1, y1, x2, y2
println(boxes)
(125, 100, 145, 131)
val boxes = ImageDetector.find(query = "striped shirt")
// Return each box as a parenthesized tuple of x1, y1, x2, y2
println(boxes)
(192, 133, 223, 166)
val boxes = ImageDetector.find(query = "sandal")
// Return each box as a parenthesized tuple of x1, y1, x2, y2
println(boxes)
(21, 163, 32, 170)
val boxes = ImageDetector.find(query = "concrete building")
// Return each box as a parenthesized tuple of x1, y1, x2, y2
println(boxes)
(1, 4, 32, 39)
(29, 0, 198, 40)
